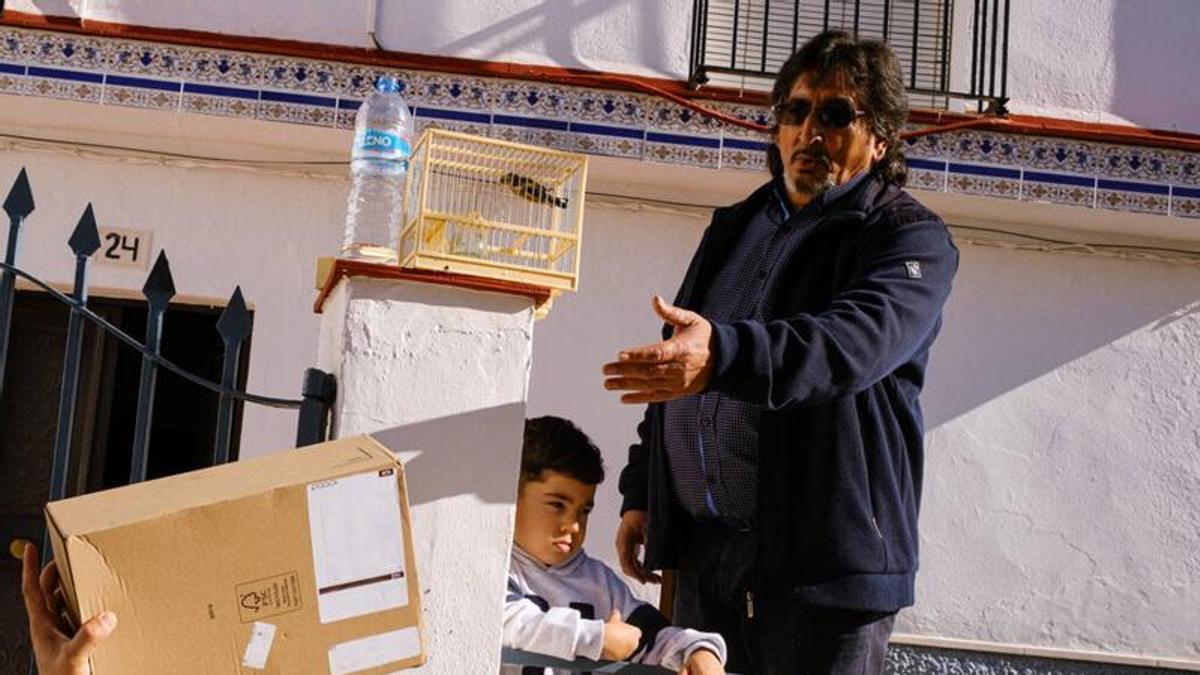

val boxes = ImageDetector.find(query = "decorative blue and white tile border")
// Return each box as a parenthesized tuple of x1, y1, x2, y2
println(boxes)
(1, 25, 1198, 219)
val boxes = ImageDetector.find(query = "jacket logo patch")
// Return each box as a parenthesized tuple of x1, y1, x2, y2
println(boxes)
(905, 261, 922, 279)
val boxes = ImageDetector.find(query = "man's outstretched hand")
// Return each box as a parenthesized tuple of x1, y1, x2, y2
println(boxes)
(21, 542, 116, 675)
(603, 296, 714, 404)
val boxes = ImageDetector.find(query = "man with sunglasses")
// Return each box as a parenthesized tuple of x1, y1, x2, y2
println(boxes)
(605, 31, 958, 674)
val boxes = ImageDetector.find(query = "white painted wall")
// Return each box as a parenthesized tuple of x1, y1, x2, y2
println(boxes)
(317, 277, 535, 673)
(3, 92, 1199, 663)
(9, 0, 1200, 131)
(911, 244, 1200, 659)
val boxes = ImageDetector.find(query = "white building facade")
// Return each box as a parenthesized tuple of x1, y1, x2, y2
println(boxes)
(1, 1, 1198, 672)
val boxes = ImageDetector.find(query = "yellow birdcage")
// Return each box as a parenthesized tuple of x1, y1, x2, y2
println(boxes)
(399, 129, 588, 292)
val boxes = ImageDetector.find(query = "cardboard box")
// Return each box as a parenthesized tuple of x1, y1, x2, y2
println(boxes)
(45, 435, 425, 674)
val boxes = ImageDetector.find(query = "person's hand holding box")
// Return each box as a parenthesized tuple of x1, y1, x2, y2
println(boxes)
(21, 543, 115, 675)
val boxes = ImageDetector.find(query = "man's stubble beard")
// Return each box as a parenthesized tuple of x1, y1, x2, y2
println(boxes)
(783, 171, 837, 201)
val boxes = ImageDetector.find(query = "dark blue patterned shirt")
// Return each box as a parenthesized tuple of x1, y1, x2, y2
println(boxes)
(663, 173, 868, 524)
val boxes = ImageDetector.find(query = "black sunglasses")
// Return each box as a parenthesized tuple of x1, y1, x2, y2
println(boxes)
(773, 97, 866, 129)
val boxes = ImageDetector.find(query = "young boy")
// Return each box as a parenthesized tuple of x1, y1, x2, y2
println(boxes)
(503, 416, 726, 674)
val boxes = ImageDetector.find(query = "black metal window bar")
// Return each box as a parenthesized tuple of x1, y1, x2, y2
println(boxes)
(689, 0, 1010, 114)
(0, 167, 336, 561)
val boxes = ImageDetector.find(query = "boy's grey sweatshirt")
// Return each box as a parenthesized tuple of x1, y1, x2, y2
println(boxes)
(501, 545, 726, 673)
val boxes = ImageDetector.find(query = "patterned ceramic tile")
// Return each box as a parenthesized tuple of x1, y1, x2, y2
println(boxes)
(257, 93, 336, 127)
(1020, 172, 1096, 208)
(906, 158, 947, 192)
(25, 68, 104, 103)
(570, 129, 644, 160)
(4, 24, 1200, 217)
(1170, 188, 1200, 218)
(494, 82, 571, 120)
(105, 41, 186, 78)
(702, 100, 771, 141)
(0, 65, 27, 95)
(906, 168, 944, 192)
(1020, 137, 1099, 175)
(570, 87, 652, 127)
(902, 129, 951, 160)
(944, 131, 1022, 167)
(413, 116, 491, 140)
(1098, 144, 1173, 184)
(491, 122, 574, 152)
(720, 146, 768, 172)
(1, 29, 30, 62)
(1096, 189, 1169, 215)
(336, 66, 419, 102)
(26, 33, 108, 71)
(102, 77, 182, 111)
(645, 133, 721, 170)
(185, 49, 265, 87)
(946, 163, 1021, 200)
(260, 56, 340, 94)
(646, 99, 723, 136)
(1165, 150, 1200, 187)
(417, 73, 494, 111)
(335, 100, 359, 130)
(182, 89, 259, 119)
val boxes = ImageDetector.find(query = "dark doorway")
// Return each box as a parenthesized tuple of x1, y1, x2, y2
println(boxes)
(0, 289, 251, 673)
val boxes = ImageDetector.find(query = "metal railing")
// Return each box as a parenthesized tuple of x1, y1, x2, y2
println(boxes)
(689, 0, 1010, 114)
(0, 166, 336, 562)
(502, 648, 743, 673)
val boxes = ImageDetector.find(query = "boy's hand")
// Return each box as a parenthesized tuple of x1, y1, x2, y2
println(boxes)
(21, 543, 116, 675)
(679, 647, 724, 674)
(600, 609, 642, 661)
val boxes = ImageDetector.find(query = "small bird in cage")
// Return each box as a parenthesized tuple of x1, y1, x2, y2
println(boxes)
(499, 172, 569, 209)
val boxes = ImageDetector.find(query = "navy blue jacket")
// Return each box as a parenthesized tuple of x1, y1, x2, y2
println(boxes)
(618, 174, 958, 612)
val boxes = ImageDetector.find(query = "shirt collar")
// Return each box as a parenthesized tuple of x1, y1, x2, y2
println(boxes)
(773, 170, 869, 221)
(512, 543, 585, 572)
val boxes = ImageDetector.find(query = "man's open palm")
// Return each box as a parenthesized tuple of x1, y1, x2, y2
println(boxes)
(603, 296, 714, 404)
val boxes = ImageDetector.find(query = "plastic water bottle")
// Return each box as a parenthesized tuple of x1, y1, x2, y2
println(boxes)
(341, 76, 414, 261)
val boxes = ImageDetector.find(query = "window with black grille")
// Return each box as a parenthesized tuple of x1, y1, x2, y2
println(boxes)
(689, 0, 1009, 113)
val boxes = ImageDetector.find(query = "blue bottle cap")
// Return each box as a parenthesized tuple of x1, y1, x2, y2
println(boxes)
(375, 76, 401, 93)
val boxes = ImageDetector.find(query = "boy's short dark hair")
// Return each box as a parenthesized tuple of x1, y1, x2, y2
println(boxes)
(521, 416, 605, 487)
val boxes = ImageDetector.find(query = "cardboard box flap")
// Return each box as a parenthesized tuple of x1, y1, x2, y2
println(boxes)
(46, 435, 393, 536)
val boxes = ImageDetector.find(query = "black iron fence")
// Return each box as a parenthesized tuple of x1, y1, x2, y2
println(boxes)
(689, 0, 1010, 114)
(0, 166, 336, 565)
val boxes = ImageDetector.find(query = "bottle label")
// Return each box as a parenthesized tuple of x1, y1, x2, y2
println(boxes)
(357, 129, 411, 159)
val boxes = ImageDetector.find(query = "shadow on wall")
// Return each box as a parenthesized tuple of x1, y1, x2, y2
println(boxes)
(922, 242, 1200, 430)
(29, 0, 80, 16)
(370, 402, 525, 506)
(1109, 0, 1200, 132)
(381, 0, 673, 75)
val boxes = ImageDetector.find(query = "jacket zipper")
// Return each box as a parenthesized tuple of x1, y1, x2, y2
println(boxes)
(746, 590, 755, 619)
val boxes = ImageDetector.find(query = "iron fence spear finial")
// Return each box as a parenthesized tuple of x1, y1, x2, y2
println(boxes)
(130, 250, 175, 483)
(2, 168, 34, 221)
(213, 286, 251, 464)
(1, 168, 37, 409)
(46, 204, 102, 566)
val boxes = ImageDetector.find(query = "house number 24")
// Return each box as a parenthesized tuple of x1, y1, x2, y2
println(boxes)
(97, 228, 153, 270)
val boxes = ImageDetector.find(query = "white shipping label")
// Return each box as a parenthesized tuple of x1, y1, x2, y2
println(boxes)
(307, 469, 408, 624)
(328, 626, 422, 675)
(241, 622, 276, 670)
